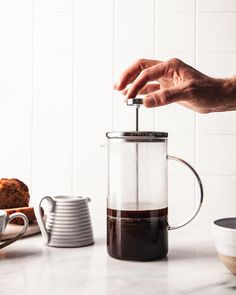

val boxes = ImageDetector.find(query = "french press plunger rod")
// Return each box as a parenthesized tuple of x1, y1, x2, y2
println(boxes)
(127, 98, 143, 209)
(127, 98, 143, 131)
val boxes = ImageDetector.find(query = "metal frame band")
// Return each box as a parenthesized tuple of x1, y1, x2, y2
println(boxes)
(106, 131, 168, 142)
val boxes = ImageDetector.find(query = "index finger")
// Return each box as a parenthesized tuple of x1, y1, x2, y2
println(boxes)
(126, 62, 167, 99)
(115, 58, 162, 91)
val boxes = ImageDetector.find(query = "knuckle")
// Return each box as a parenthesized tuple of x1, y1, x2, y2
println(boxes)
(122, 70, 131, 80)
(160, 90, 169, 104)
(135, 58, 146, 67)
(160, 89, 174, 104)
(168, 57, 181, 67)
(141, 68, 150, 80)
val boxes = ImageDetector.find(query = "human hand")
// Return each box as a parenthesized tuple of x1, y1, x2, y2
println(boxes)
(114, 58, 236, 113)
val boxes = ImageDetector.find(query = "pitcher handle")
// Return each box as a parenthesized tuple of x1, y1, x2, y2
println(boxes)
(35, 196, 54, 244)
(0, 213, 29, 249)
(167, 155, 204, 231)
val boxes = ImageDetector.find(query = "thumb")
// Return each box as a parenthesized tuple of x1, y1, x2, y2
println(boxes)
(143, 87, 183, 108)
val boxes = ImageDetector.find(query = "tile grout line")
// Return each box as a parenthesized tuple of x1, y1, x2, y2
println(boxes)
(153, 0, 156, 130)
(193, 0, 199, 232)
(30, 0, 34, 196)
(109, 50, 236, 54)
(71, 0, 76, 195)
(112, 0, 115, 131)
(153, 10, 236, 14)
(194, 0, 198, 211)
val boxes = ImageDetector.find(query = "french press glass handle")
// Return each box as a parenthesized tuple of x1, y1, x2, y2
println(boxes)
(167, 155, 204, 231)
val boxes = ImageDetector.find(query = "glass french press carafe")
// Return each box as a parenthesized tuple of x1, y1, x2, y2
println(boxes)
(106, 99, 203, 261)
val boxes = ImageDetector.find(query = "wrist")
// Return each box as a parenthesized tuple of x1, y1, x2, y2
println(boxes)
(212, 76, 236, 112)
(221, 76, 236, 104)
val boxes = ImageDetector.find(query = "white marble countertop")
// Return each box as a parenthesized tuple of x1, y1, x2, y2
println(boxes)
(0, 227, 235, 295)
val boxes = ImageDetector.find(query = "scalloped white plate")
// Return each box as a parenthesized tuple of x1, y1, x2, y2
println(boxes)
(2, 220, 41, 241)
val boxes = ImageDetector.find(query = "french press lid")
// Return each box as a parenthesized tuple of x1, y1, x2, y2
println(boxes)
(106, 131, 168, 142)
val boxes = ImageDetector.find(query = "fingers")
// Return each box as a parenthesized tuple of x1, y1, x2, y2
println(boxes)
(122, 83, 160, 96)
(126, 62, 167, 99)
(139, 83, 160, 94)
(114, 58, 161, 91)
(143, 87, 183, 108)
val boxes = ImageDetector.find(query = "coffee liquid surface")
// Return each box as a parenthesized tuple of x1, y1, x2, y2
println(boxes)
(107, 207, 168, 261)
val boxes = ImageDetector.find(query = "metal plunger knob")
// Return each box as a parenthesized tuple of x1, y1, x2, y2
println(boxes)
(127, 98, 143, 108)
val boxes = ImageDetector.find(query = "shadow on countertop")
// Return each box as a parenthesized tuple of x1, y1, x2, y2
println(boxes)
(0, 248, 41, 261)
(168, 246, 217, 261)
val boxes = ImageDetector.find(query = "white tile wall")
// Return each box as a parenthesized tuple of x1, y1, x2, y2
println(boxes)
(197, 112, 236, 134)
(32, 173, 72, 201)
(0, 0, 235, 234)
(76, 53, 113, 93)
(0, 53, 32, 95)
(156, 13, 195, 53)
(75, 93, 112, 133)
(156, 0, 195, 12)
(34, 0, 73, 12)
(0, 94, 31, 133)
(73, 132, 106, 174)
(116, 0, 154, 13)
(155, 104, 195, 134)
(32, 133, 72, 174)
(197, 13, 236, 53)
(115, 12, 155, 53)
(0, 1, 32, 11)
(0, 12, 32, 51)
(0, 132, 31, 174)
(168, 135, 195, 176)
(196, 135, 236, 176)
(196, 53, 236, 77)
(77, 0, 112, 12)
(35, 13, 73, 52)
(197, 0, 236, 12)
(78, 12, 113, 53)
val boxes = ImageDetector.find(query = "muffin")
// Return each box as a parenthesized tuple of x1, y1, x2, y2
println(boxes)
(0, 178, 30, 209)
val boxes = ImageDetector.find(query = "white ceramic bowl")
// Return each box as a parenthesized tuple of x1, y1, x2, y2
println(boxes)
(213, 217, 236, 276)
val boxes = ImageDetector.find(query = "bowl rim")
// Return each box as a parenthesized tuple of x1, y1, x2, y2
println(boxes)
(214, 217, 236, 231)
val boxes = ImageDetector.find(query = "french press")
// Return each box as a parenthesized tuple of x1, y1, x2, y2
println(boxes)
(106, 98, 203, 261)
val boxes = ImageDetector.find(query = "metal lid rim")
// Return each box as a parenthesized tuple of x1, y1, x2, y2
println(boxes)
(106, 131, 168, 139)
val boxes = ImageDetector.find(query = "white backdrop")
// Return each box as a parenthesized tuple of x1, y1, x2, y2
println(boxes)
(0, 0, 236, 236)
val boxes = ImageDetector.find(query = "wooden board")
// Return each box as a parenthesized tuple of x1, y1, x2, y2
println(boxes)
(2, 220, 41, 241)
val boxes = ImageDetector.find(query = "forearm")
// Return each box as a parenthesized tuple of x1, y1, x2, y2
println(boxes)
(220, 76, 236, 111)
(201, 76, 236, 113)
(179, 75, 236, 114)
